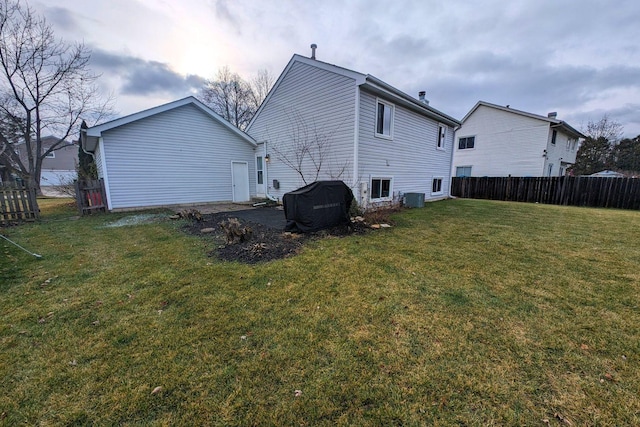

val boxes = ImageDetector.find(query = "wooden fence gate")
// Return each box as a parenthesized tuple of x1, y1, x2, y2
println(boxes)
(0, 183, 39, 225)
(75, 179, 107, 215)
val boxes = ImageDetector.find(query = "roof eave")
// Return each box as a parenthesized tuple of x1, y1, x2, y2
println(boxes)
(362, 76, 460, 127)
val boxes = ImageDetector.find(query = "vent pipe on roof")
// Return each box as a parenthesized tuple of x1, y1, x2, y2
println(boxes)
(310, 43, 317, 60)
(418, 91, 429, 105)
(548, 112, 558, 119)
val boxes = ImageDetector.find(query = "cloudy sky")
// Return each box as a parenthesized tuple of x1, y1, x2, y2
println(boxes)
(34, 0, 640, 137)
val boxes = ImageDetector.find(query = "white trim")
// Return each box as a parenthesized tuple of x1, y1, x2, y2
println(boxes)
(457, 135, 476, 150)
(255, 154, 265, 197)
(374, 98, 394, 140)
(353, 88, 360, 189)
(455, 166, 473, 177)
(370, 176, 393, 202)
(45, 151, 56, 159)
(97, 138, 113, 210)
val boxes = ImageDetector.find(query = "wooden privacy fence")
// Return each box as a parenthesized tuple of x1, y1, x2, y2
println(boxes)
(0, 183, 39, 225)
(75, 179, 107, 215)
(451, 176, 640, 210)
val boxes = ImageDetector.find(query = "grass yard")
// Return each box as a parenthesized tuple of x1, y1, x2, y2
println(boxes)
(1, 198, 639, 426)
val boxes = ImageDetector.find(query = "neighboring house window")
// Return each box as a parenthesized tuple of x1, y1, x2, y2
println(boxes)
(432, 177, 443, 195)
(370, 177, 392, 201)
(566, 140, 571, 151)
(458, 136, 475, 149)
(559, 166, 566, 176)
(547, 163, 553, 176)
(45, 151, 55, 159)
(456, 166, 472, 177)
(437, 125, 446, 150)
(256, 156, 264, 185)
(375, 99, 394, 139)
(572, 140, 578, 151)
(551, 130, 557, 145)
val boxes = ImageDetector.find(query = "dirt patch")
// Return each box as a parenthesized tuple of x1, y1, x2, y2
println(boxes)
(181, 208, 389, 264)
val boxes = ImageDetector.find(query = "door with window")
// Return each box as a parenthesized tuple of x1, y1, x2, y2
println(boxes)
(256, 155, 265, 196)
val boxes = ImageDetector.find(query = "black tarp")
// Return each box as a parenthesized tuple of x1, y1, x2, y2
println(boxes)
(283, 181, 353, 233)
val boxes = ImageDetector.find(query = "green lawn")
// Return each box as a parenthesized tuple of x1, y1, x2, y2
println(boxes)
(1, 198, 639, 425)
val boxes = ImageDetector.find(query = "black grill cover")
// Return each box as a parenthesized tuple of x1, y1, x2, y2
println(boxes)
(283, 181, 353, 233)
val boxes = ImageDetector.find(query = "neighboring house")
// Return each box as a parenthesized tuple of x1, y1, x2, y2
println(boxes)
(246, 50, 460, 209)
(81, 97, 257, 211)
(452, 101, 585, 178)
(13, 136, 78, 186)
(590, 170, 625, 177)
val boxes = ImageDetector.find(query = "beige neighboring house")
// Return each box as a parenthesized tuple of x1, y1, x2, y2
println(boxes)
(16, 136, 78, 186)
(453, 101, 586, 177)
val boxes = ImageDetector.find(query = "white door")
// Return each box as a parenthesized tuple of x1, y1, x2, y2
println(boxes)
(256, 155, 265, 197)
(231, 161, 250, 202)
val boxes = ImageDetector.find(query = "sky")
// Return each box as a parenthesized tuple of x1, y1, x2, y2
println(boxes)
(33, 0, 640, 137)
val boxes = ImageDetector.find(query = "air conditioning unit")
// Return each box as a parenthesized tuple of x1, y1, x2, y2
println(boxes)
(403, 192, 425, 208)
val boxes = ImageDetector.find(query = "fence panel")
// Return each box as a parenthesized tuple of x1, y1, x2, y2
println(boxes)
(451, 176, 640, 210)
(0, 183, 39, 225)
(75, 179, 107, 215)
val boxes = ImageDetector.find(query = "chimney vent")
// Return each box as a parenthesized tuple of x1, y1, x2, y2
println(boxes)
(548, 111, 558, 119)
(418, 91, 429, 105)
(310, 43, 317, 60)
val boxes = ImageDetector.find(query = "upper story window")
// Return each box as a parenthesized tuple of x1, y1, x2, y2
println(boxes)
(45, 151, 55, 159)
(458, 136, 475, 150)
(375, 99, 394, 139)
(437, 125, 446, 150)
(551, 130, 557, 145)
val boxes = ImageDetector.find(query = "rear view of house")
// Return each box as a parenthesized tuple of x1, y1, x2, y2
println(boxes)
(82, 97, 257, 211)
(246, 47, 460, 210)
(453, 101, 585, 177)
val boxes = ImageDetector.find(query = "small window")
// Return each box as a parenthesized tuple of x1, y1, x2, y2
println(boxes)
(45, 151, 55, 159)
(437, 125, 446, 150)
(432, 177, 443, 195)
(256, 156, 264, 185)
(566, 140, 571, 152)
(375, 99, 394, 139)
(547, 163, 554, 176)
(371, 177, 392, 200)
(456, 166, 472, 177)
(551, 130, 557, 145)
(458, 136, 475, 149)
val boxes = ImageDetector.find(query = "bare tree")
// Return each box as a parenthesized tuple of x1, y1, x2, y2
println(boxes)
(250, 69, 274, 110)
(270, 111, 349, 185)
(584, 114, 624, 144)
(0, 0, 112, 193)
(200, 67, 273, 130)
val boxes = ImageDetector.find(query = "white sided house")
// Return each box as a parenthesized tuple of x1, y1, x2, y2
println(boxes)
(82, 97, 257, 211)
(246, 49, 460, 209)
(453, 101, 585, 178)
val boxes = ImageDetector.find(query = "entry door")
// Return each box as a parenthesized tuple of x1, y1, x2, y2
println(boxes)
(231, 161, 250, 202)
(256, 155, 265, 196)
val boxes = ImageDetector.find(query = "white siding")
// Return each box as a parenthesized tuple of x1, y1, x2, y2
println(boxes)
(100, 104, 256, 210)
(247, 61, 356, 200)
(544, 128, 579, 176)
(358, 90, 454, 205)
(453, 105, 549, 177)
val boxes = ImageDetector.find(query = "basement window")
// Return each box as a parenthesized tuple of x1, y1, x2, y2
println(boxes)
(371, 177, 392, 201)
(432, 177, 443, 195)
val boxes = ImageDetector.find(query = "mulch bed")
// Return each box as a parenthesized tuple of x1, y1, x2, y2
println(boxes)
(182, 210, 374, 264)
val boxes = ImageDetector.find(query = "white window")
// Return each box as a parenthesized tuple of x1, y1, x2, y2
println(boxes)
(456, 166, 472, 177)
(437, 125, 446, 150)
(458, 136, 475, 149)
(370, 177, 392, 201)
(551, 130, 557, 145)
(432, 177, 443, 195)
(256, 156, 264, 185)
(547, 163, 554, 176)
(45, 151, 55, 159)
(375, 99, 394, 139)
